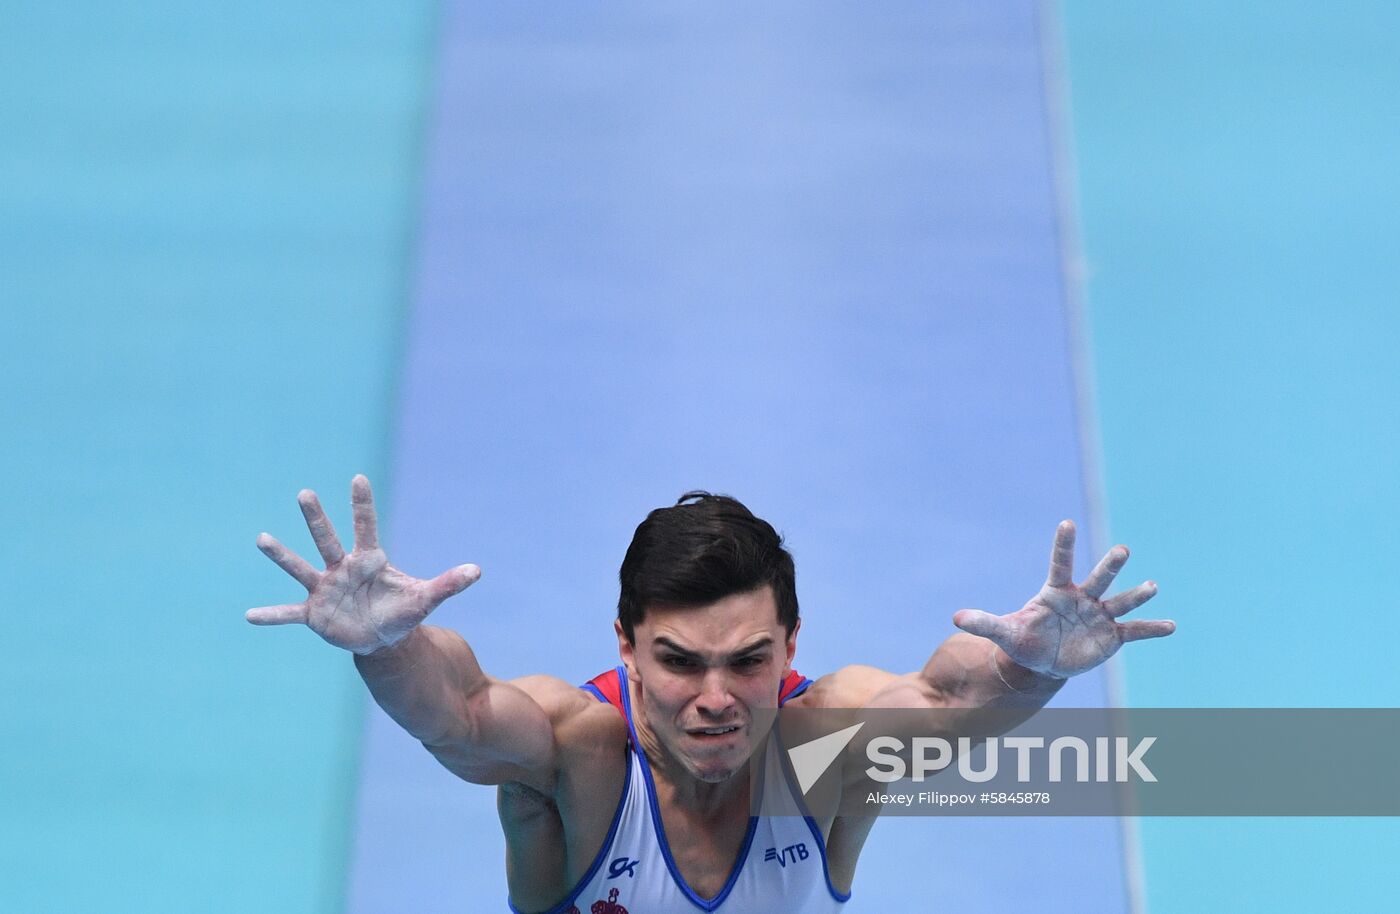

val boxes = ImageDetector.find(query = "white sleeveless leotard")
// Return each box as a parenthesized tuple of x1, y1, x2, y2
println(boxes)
(508, 666, 850, 913)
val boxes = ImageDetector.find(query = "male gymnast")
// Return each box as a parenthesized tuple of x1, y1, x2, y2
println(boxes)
(248, 475, 1173, 912)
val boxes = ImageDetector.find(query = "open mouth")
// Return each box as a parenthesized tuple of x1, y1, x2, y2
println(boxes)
(688, 725, 742, 739)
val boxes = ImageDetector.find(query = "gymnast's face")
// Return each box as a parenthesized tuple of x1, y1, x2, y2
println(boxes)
(618, 586, 798, 784)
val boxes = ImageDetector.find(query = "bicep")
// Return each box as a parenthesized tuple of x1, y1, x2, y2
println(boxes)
(424, 674, 589, 791)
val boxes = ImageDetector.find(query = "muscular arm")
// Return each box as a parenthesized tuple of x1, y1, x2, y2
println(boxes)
(800, 520, 1174, 889)
(353, 625, 563, 790)
(248, 475, 589, 793)
(806, 633, 1061, 719)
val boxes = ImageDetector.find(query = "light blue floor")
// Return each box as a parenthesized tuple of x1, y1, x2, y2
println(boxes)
(1064, 1, 1400, 909)
(0, 4, 434, 912)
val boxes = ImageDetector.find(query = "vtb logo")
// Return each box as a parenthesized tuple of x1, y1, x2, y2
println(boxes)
(764, 843, 810, 867)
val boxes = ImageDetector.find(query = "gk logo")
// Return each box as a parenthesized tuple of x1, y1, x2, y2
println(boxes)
(763, 844, 809, 867)
(607, 857, 639, 879)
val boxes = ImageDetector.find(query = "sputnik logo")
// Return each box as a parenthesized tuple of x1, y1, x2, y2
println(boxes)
(786, 722, 864, 795)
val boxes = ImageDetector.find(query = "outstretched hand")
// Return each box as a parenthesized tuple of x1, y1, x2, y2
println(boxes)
(952, 521, 1174, 679)
(247, 475, 479, 655)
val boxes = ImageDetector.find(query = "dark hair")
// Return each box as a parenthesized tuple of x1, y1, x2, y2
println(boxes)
(617, 491, 798, 643)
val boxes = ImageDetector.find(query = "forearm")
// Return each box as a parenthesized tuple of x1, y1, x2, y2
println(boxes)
(352, 624, 490, 746)
(919, 631, 1065, 711)
(353, 624, 556, 784)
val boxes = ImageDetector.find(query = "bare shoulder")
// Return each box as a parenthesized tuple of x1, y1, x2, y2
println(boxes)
(508, 674, 602, 722)
(788, 664, 924, 710)
(509, 674, 629, 763)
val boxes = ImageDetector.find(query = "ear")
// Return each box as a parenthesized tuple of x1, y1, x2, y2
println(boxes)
(782, 617, 801, 677)
(615, 618, 640, 684)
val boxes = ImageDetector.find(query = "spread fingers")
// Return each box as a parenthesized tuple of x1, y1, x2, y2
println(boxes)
(298, 489, 346, 567)
(257, 532, 321, 591)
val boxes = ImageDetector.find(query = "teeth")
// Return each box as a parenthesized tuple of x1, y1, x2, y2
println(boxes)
(701, 727, 737, 735)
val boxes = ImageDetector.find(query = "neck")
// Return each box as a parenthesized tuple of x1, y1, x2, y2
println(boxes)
(629, 678, 750, 816)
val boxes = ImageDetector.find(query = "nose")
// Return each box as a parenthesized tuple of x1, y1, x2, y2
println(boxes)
(695, 668, 736, 718)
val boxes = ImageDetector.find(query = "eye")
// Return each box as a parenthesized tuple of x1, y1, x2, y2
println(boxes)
(663, 655, 695, 669)
(733, 656, 765, 669)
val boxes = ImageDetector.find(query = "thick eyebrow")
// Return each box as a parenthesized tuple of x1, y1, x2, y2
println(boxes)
(652, 635, 774, 662)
